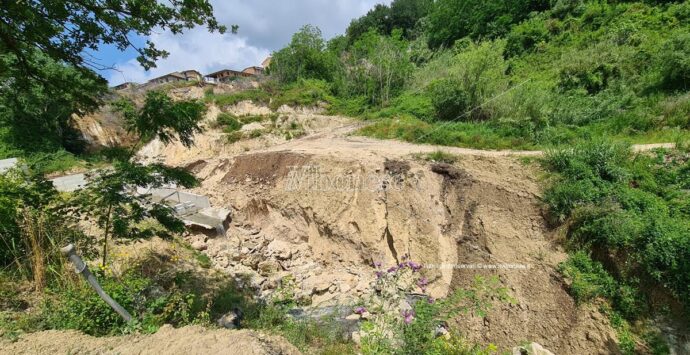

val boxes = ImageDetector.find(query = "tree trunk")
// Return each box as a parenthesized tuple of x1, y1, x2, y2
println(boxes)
(101, 204, 113, 267)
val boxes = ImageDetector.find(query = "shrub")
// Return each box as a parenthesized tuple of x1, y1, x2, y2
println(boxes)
(216, 113, 242, 132)
(226, 131, 244, 144)
(419, 40, 508, 121)
(358, 256, 509, 354)
(427, 78, 470, 121)
(659, 30, 690, 91)
(559, 252, 644, 319)
(379, 91, 435, 121)
(551, 0, 586, 19)
(271, 79, 334, 109)
(545, 141, 690, 318)
(44, 272, 153, 336)
(426, 0, 550, 48)
(558, 251, 617, 304)
(339, 30, 412, 106)
(270, 25, 339, 84)
(558, 62, 620, 95)
(505, 17, 550, 57)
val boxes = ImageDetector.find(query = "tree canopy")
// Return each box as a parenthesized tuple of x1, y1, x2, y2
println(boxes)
(0, 0, 228, 159)
(0, 0, 228, 74)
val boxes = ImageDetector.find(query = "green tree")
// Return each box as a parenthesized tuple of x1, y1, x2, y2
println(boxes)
(115, 91, 206, 148)
(0, 0, 227, 74)
(425, 40, 509, 121)
(345, 0, 432, 43)
(72, 93, 205, 266)
(426, 0, 550, 48)
(270, 25, 338, 84)
(342, 30, 413, 106)
(0, 51, 107, 158)
(73, 160, 198, 267)
(0, 0, 228, 158)
(346, 4, 392, 44)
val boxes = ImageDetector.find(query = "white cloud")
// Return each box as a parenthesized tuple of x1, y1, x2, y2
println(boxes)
(108, 28, 270, 85)
(107, 0, 390, 85)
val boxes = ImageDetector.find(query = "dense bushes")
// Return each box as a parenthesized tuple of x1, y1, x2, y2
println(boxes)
(269, 25, 338, 84)
(426, 0, 550, 48)
(544, 142, 690, 314)
(558, 62, 620, 95)
(505, 16, 550, 57)
(0, 172, 63, 268)
(427, 79, 469, 121)
(659, 30, 690, 90)
(345, 0, 432, 42)
(350, 0, 690, 150)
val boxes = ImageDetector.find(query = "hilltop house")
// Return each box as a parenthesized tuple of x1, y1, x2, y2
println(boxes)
(204, 69, 252, 83)
(242, 66, 265, 75)
(261, 56, 272, 69)
(180, 69, 203, 81)
(147, 69, 204, 85)
(112, 82, 137, 91)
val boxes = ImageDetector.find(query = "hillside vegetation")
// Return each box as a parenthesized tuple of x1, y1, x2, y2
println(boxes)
(1, 0, 689, 354)
(258, 0, 690, 352)
(265, 0, 690, 150)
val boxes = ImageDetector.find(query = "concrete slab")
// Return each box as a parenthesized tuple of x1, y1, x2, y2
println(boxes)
(51, 173, 87, 192)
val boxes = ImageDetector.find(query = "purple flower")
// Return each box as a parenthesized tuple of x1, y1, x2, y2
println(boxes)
(408, 261, 422, 272)
(354, 306, 367, 315)
(402, 310, 415, 324)
(375, 271, 384, 279)
(417, 277, 428, 287)
(401, 254, 409, 261)
(387, 266, 397, 273)
(427, 297, 435, 304)
(417, 277, 429, 292)
(373, 261, 382, 268)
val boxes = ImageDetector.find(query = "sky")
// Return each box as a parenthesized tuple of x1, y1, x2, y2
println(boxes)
(100, 0, 391, 86)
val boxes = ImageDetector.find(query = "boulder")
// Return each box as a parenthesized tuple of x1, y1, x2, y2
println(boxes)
(257, 260, 281, 276)
(217, 310, 242, 329)
(240, 122, 265, 132)
(512, 343, 555, 355)
(191, 240, 207, 251)
(265, 239, 295, 260)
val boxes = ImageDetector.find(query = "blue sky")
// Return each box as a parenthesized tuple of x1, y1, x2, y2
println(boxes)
(96, 0, 390, 86)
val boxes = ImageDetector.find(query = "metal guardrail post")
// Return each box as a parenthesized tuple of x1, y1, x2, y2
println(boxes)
(61, 244, 133, 322)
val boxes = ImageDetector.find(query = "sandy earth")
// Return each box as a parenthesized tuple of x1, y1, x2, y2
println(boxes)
(132, 101, 638, 354)
(0, 325, 299, 355)
(20, 98, 676, 354)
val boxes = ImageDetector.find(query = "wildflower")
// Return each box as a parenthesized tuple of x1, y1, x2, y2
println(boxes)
(401, 254, 409, 261)
(387, 266, 397, 273)
(427, 297, 435, 304)
(373, 261, 382, 268)
(417, 277, 429, 292)
(408, 261, 422, 272)
(354, 306, 367, 315)
(376, 271, 384, 279)
(402, 310, 415, 324)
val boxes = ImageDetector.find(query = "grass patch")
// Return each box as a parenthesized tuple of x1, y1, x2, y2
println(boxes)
(205, 89, 271, 107)
(226, 131, 244, 144)
(358, 116, 538, 150)
(358, 116, 690, 151)
(269, 79, 335, 110)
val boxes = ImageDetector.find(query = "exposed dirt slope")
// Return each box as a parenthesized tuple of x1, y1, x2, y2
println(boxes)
(0, 325, 299, 355)
(132, 102, 628, 353)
